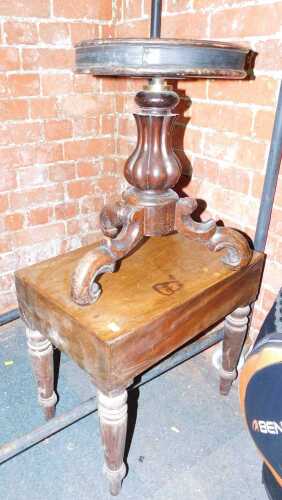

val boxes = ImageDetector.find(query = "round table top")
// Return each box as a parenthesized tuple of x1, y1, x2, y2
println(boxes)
(75, 38, 255, 79)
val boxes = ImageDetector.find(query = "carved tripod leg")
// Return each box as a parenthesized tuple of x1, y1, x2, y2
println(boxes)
(220, 305, 251, 395)
(175, 198, 252, 270)
(71, 204, 144, 305)
(26, 328, 57, 420)
(97, 390, 128, 496)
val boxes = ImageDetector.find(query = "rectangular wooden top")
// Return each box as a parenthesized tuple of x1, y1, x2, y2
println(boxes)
(16, 233, 263, 344)
(16, 233, 265, 391)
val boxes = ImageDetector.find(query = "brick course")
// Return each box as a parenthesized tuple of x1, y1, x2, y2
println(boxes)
(0, 0, 281, 339)
(0, 0, 122, 312)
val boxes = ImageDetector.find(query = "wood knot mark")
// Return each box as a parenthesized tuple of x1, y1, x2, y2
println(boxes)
(152, 274, 183, 296)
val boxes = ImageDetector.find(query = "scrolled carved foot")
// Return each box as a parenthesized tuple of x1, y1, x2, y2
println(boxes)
(71, 247, 116, 305)
(207, 226, 252, 270)
(175, 197, 217, 240)
(175, 197, 252, 270)
(71, 204, 144, 305)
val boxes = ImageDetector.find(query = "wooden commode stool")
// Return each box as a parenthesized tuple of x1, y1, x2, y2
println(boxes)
(15, 233, 264, 495)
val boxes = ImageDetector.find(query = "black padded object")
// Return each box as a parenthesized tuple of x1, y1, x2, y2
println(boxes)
(263, 463, 282, 500)
(242, 289, 282, 500)
(245, 361, 282, 491)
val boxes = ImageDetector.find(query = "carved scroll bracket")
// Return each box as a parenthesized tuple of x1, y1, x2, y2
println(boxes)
(175, 198, 252, 270)
(71, 204, 144, 306)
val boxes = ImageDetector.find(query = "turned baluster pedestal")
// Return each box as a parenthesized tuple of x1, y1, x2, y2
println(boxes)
(71, 75, 253, 307)
(69, 36, 256, 306)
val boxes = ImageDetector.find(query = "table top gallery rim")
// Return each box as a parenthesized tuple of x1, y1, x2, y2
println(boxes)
(75, 38, 255, 79)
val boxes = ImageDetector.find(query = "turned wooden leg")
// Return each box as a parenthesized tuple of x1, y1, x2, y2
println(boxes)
(220, 305, 251, 395)
(26, 328, 57, 420)
(97, 390, 128, 496)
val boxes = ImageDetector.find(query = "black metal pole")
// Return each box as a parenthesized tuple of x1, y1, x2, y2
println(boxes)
(0, 327, 223, 464)
(150, 0, 162, 38)
(254, 81, 282, 252)
(0, 308, 20, 326)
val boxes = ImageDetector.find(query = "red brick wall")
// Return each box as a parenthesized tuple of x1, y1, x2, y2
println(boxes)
(0, 0, 281, 337)
(114, 0, 282, 336)
(0, 0, 122, 313)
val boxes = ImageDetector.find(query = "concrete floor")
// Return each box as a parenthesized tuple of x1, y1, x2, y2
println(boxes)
(0, 319, 267, 500)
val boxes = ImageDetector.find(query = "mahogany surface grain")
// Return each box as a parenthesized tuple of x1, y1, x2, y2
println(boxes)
(16, 233, 264, 394)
